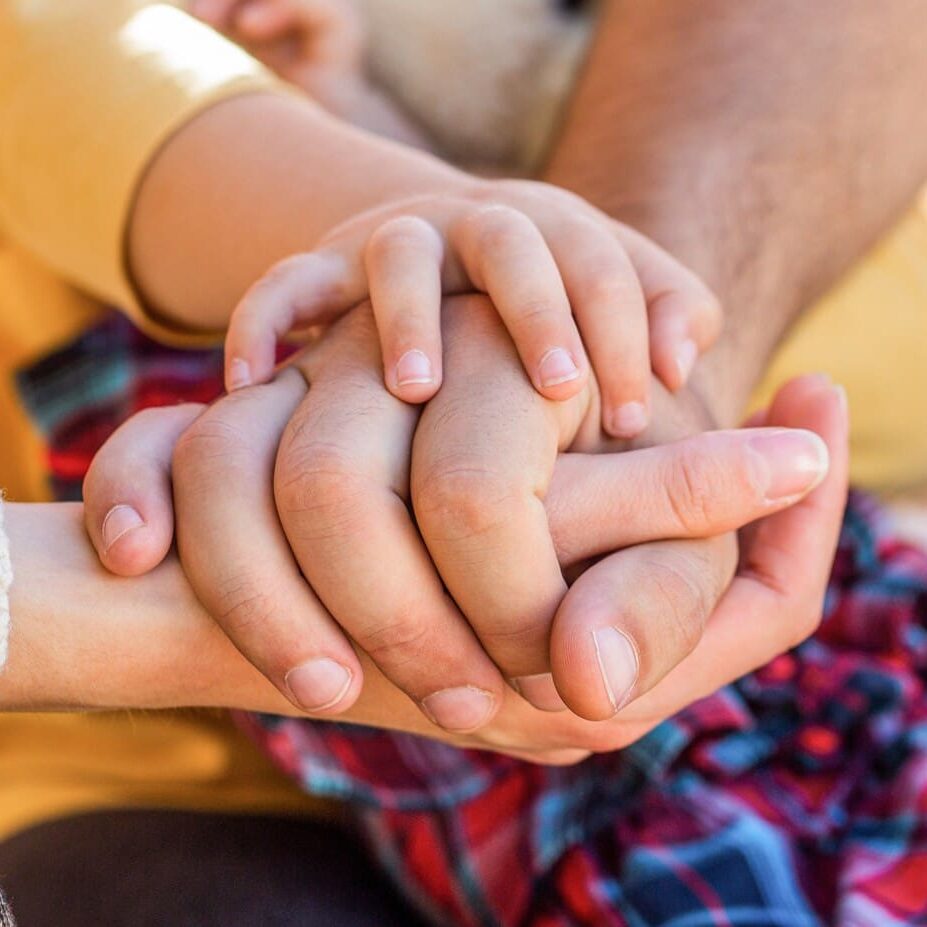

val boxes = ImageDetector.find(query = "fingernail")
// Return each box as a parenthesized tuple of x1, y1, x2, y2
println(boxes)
(102, 505, 145, 551)
(538, 348, 580, 388)
(421, 686, 495, 732)
(511, 673, 567, 711)
(607, 401, 648, 438)
(592, 627, 639, 714)
(748, 429, 829, 502)
(285, 659, 353, 712)
(228, 357, 252, 391)
(395, 349, 434, 387)
(675, 339, 698, 384)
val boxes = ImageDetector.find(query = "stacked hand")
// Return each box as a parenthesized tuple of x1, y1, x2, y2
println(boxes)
(82, 295, 847, 761)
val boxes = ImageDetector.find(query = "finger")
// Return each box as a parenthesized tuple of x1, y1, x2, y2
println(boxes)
(550, 533, 737, 721)
(83, 404, 204, 577)
(549, 377, 840, 723)
(449, 205, 589, 402)
(189, 0, 243, 30)
(233, 0, 302, 40)
(621, 375, 849, 729)
(616, 226, 723, 391)
(546, 425, 829, 567)
(172, 369, 364, 715)
(223, 250, 364, 391)
(365, 216, 444, 403)
(277, 307, 506, 732)
(412, 295, 586, 709)
(545, 215, 652, 438)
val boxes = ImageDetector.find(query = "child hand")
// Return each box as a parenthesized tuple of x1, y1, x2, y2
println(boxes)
(189, 0, 365, 87)
(223, 181, 722, 438)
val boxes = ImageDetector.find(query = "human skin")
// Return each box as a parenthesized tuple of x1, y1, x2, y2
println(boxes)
(544, 0, 927, 426)
(129, 92, 716, 433)
(83, 297, 840, 732)
(105, 2, 919, 735)
(9, 360, 846, 765)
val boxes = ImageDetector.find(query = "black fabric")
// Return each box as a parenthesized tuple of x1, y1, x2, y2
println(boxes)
(0, 809, 428, 927)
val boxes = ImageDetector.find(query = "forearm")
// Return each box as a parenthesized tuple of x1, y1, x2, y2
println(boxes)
(2, 503, 259, 711)
(1, 503, 429, 731)
(128, 93, 469, 331)
(545, 0, 927, 424)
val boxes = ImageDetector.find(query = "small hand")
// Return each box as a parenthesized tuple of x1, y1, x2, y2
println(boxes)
(221, 181, 721, 439)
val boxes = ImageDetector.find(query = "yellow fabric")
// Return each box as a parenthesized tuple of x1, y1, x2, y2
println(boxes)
(0, 712, 331, 841)
(0, 0, 327, 842)
(752, 198, 927, 493)
(0, 1, 279, 347)
(0, 0, 926, 847)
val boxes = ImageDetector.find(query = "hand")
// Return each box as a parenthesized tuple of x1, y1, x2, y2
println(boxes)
(189, 0, 366, 86)
(83, 297, 830, 730)
(7, 372, 845, 774)
(222, 180, 721, 439)
(68, 372, 844, 765)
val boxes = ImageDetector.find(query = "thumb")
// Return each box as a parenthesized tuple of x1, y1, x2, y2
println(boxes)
(546, 422, 829, 568)
(83, 404, 205, 576)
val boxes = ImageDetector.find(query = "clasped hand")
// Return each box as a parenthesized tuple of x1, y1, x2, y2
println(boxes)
(81, 295, 847, 763)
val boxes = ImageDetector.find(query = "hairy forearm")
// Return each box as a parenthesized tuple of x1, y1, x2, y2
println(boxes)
(128, 92, 469, 331)
(545, 0, 927, 424)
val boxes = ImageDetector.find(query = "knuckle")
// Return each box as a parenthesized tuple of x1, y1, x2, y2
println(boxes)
(368, 215, 442, 257)
(414, 464, 522, 541)
(212, 579, 278, 641)
(466, 204, 530, 252)
(356, 613, 432, 669)
(512, 298, 563, 331)
(479, 619, 547, 655)
(663, 451, 715, 534)
(578, 266, 640, 309)
(275, 443, 371, 534)
(638, 555, 711, 657)
(172, 413, 251, 481)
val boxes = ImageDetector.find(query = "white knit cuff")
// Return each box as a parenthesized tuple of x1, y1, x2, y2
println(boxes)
(0, 499, 11, 670)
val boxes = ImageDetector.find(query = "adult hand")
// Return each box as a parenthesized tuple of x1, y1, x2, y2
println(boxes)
(83, 297, 833, 734)
(69, 371, 845, 765)
(8, 365, 844, 774)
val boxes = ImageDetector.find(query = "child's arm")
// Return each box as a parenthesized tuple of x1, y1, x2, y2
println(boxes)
(188, 0, 720, 433)
(190, 0, 433, 150)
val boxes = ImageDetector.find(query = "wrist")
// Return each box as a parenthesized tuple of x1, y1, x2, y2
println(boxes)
(129, 92, 473, 331)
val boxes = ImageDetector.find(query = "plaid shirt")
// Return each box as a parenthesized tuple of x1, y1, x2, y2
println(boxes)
(27, 314, 927, 927)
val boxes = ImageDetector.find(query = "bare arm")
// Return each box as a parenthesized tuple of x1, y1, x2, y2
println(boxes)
(127, 93, 470, 331)
(545, 0, 927, 425)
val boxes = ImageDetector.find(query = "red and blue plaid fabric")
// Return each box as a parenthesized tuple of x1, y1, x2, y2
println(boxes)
(23, 313, 927, 926)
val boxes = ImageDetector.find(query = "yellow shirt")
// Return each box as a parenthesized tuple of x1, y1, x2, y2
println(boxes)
(1, 0, 926, 842)
(0, 0, 326, 839)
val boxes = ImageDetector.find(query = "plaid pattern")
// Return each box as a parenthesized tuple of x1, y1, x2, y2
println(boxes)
(23, 313, 927, 927)
(239, 498, 927, 927)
